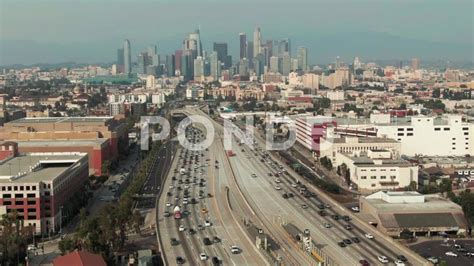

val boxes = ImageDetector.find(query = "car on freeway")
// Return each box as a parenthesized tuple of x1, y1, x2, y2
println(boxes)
(197, 224, 204, 230)
(211, 256, 220, 265)
(343, 239, 352, 245)
(204, 220, 212, 227)
(291, 183, 298, 188)
(318, 210, 327, 216)
(201, 207, 208, 214)
(323, 223, 332, 228)
(170, 238, 179, 246)
(251, 173, 257, 178)
(338, 242, 346, 247)
(342, 215, 351, 221)
(213, 236, 221, 243)
(203, 237, 212, 245)
(445, 251, 457, 257)
(163, 211, 171, 217)
(230, 245, 241, 254)
(268, 173, 273, 176)
(282, 193, 289, 199)
(288, 192, 294, 198)
(351, 206, 360, 212)
(301, 204, 308, 209)
(199, 253, 208, 261)
(397, 255, 407, 262)
(188, 228, 196, 235)
(359, 259, 369, 266)
(394, 260, 405, 266)
(332, 215, 340, 220)
(178, 225, 185, 232)
(365, 233, 374, 239)
(275, 185, 281, 190)
(275, 178, 281, 183)
(344, 224, 352, 230)
(176, 256, 185, 264)
(166, 202, 171, 207)
(377, 255, 389, 263)
(351, 237, 360, 243)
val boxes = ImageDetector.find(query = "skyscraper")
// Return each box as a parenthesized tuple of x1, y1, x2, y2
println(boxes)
(123, 39, 131, 74)
(210, 51, 220, 81)
(184, 29, 202, 58)
(117, 48, 124, 73)
(194, 56, 204, 80)
(253, 27, 261, 58)
(213, 42, 228, 66)
(239, 33, 247, 60)
(246, 41, 254, 61)
(297, 47, 308, 71)
(411, 58, 420, 71)
(281, 53, 291, 76)
(166, 54, 175, 76)
(175, 50, 183, 73)
(269, 56, 279, 73)
(239, 58, 249, 77)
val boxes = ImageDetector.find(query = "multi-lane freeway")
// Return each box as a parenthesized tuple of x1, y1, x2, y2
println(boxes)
(157, 106, 428, 266)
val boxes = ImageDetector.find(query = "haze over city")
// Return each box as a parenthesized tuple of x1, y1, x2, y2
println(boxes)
(1, 0, 473, 65)
(0, 1, 473, 266)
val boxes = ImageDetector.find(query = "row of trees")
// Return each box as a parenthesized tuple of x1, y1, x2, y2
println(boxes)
(58, 141, 162, 262)
(319, 156, 333, 171)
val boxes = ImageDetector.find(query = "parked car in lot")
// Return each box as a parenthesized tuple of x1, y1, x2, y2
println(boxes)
(445, 251, 457, 257)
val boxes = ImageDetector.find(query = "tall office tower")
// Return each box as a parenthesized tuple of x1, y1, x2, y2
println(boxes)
(184, 29, 202, 58)
(353, 56, 362, 70)
(166, 54, 175, 76)
(269, 56, 279, 73)
(175, 50, 183, 73)
(181, 50, 193, 81)
(411, 58, 420, 71)
(297, 46, 308, 71)
(210, 51, 220, 80)
(260, 46, 268, 67)
(117, 48, 124, 73)
(254, 53, 265, 77)
(281, 53, 291, 76)
(239, 33, 247, 59)
(147, 45, 159, 66)
(239, 58, 249, 77)
(246, 41, 254, 61)
(123, 39, 132, 74)
(137, 53, 147, 74)
(253, 27, 261, 57)
(265, 40, 273, 66)
(335, 56, 341, 69)
(225, 55, 232, 69)
(194, 56, 204, 80)
(291, 58, 298, 72)
(213, 42, 228, 66)
(280, 38, 291, 56)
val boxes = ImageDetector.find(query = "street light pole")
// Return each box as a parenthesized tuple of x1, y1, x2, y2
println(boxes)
(59, 206, 63, 234)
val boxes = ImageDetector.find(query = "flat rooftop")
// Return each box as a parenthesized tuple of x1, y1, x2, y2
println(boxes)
(14, 139, 108, 148)
(346, 155, 412, 167)
(332, 137, 398, 144)
(365, 194, 463, 213)
(7, 116, 113, 124)
(0, 153, 85, 183)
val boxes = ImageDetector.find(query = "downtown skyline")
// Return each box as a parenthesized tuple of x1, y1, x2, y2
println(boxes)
(1, 0, 473, 65)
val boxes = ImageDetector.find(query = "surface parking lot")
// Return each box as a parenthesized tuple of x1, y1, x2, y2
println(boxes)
(410, 239, 474, 265)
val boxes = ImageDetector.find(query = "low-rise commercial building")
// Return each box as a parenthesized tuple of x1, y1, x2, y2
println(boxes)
(0, 151, 89, 234)
(360, 191, 468, 237)
(336, 150, 417, 191)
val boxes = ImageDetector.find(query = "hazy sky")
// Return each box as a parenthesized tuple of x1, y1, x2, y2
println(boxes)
(0, 0, 473, 65)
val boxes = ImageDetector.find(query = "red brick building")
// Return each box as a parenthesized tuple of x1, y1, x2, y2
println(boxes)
(0, 151, 89, 234)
